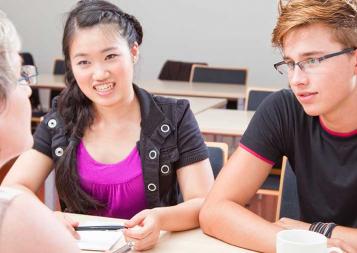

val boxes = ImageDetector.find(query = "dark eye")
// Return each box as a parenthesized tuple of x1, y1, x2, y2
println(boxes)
(105, 54, 118, 60)
(77, 60, 90, 65)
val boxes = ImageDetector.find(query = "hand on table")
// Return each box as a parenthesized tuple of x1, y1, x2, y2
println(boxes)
(54, 211, 80, 239)
(328, 238, 357, 253)
(123, 209, 161, 251)
(276, 218, 357, 253)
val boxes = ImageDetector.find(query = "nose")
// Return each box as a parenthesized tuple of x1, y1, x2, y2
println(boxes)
(289, 65, 308, 88)
(92, 64, 110, 81)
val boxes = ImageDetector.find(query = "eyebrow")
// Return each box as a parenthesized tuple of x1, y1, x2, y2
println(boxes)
(73, 46, 119, 58)
(283, 51, 326, 61)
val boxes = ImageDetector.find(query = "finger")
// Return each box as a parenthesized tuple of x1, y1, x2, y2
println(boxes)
(66, 222, 81, 240)
(127, 233, 157, 251)
(125, 210, 147, 228)
(124, 225, 153, 240)
(57, 213, 80, 239)
(328, 238, 356, 253)
(62, 213, 80, 227)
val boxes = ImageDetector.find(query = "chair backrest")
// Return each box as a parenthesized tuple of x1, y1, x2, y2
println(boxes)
(206, 142, 228, 178)
(19, 52, 35, 65)
(245, 88, 277, 111)
(50, 59, 65, 101)
(276, 159, 301, 221)
(190, 65, 247, 85)
(176, 141, 227, 203)
(53, 59, 65, 75)
(158, 60, 207, 81)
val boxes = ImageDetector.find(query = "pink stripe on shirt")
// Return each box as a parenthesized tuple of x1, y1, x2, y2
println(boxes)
(319, 117, 357, 138)
(239, 143, 275, 166)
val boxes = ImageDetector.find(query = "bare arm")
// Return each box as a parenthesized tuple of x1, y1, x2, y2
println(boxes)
(1, 149, 53, 193)
(124, 159, 214, 250)
(200, 147, 283, 253)
(0, 191, 80, 253)
(153, 158, 214, 231)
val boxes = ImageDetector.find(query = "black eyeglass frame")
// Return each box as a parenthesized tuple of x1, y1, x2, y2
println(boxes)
(274, 47, 357, 75)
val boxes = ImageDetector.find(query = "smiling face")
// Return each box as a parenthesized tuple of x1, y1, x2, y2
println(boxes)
(69, 24, 139, 110)
(283, 23, 357, 117)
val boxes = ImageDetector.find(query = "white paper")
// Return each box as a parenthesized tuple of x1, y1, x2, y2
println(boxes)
(77, 221, 124, 251)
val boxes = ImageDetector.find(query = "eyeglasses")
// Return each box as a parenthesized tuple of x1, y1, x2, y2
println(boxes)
(274, 47, 356, 75)
(18, 65, 38, 86)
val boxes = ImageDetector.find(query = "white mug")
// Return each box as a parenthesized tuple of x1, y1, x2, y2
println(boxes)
(276, 229, 342, 253)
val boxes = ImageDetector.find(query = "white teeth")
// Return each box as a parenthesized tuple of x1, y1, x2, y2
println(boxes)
(94, 83, 114, 92)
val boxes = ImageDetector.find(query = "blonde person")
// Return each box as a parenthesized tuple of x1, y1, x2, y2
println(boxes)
(0, 11, 79, 253)
(2, 0, 213, 251)
(200, 0, 357, 252)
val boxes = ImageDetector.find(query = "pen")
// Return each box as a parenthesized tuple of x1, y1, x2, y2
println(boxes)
(74, 225, 127, 231)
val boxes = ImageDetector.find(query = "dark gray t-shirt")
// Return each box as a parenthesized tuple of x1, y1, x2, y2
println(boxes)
(240, 89, 357, 227)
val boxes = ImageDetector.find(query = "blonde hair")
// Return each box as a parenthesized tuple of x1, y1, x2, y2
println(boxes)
(272, 0, 357, 48)
(0, 10, 21, 109)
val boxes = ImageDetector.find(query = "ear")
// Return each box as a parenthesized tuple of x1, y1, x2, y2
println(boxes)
(131, 42, 139, 64)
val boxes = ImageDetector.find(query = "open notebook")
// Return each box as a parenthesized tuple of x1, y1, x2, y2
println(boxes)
(77, 221, 124, 251)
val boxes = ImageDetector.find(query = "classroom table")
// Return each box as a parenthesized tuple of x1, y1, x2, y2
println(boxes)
(36, 74, 65, 90)
(35, 75, 246, 100)
(137, 79, 246, 101)
(195, 109, 255, 136)
(66, 213, 256, 253)
(165, 96, 227, 114)
(34, 75, 227, 115)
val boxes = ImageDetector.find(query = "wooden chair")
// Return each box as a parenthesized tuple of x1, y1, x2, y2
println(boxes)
(158, 60, 207, 81)
(177, 142, 228, 203)
(245, 87, 282, 200)
(276, 158, 300, 221)
(245, 87, 278, 111)
(205, 142, 228, 178)
(256, 157, 287, 198)
(250, 157, 287, 221)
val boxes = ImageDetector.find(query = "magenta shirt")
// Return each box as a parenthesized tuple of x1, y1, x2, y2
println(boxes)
(76, 141, 147, 219)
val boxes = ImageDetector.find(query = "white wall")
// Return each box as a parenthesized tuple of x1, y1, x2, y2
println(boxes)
(1, 0, 287, 88)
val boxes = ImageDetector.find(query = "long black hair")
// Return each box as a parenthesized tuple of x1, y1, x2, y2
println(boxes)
(55, 0, 143, 213)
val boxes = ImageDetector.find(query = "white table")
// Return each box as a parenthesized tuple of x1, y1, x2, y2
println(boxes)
(138, 79, 246, 100)
(166, 96, 227, 114)
(35, 75, 227, 115)
(36, 74, 65, 90)
(67, 213, 256, 253)
(196, 109, 255, 136)
(35, 75, 246, 101)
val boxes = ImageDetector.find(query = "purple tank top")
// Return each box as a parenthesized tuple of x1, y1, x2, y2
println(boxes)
(76, 141, 147, 219)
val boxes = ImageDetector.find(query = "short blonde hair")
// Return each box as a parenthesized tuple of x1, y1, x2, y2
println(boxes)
(272, 0, 357, 48)
(0, 10, 21, 109)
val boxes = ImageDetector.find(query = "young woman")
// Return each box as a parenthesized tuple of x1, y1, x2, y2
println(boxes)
(0, 10, 79, 253)
(200, 0, 357, 253)
(2, 0, 213, 250)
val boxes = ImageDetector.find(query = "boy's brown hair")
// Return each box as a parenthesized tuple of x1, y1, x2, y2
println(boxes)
(272, 0, 357, 48)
